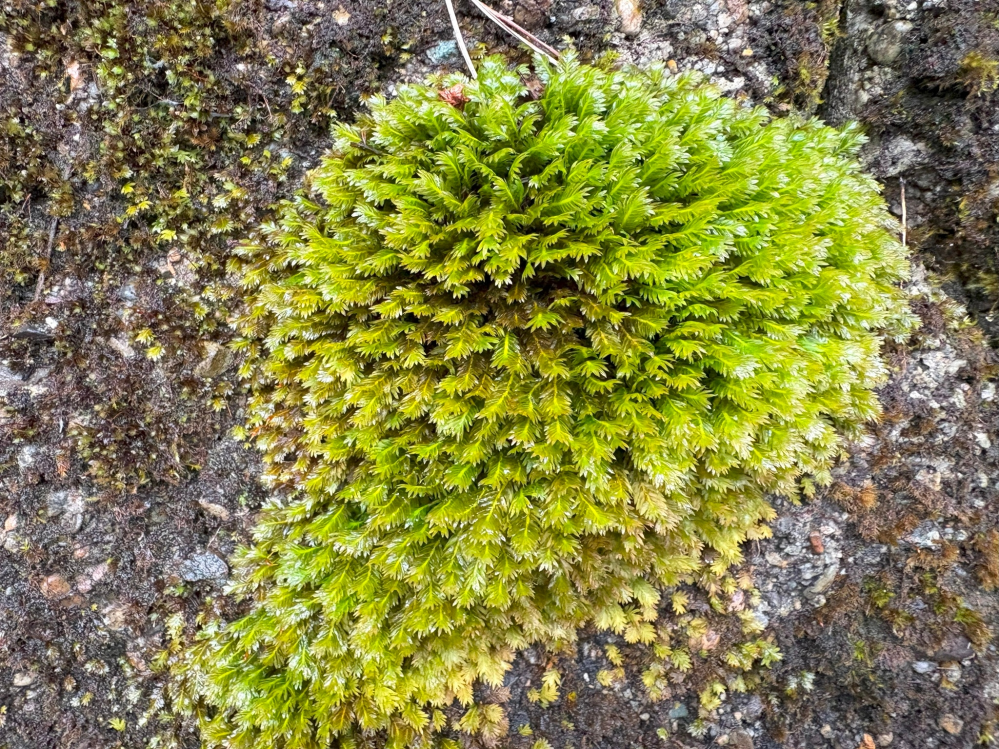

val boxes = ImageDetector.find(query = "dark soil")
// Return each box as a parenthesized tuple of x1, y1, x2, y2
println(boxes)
(818, 0, 999, 338)
(2, 1, 999, 748)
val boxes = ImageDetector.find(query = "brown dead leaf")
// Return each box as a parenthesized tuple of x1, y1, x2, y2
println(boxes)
(438, 84, 468, 109)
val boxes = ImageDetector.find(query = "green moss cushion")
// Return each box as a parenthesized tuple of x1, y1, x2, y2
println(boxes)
(174, 53, 912, 749)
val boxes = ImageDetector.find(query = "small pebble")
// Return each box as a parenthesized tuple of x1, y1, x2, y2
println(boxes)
(729, 729, 754, 749)
(615, 0, 642, 36)
(108, 336, 136, 359)
(809, 530, 824, 554)
(40, 574, 71, 600)
(179, 553, 229, 582)
(425, 40, 458, 66)
(808, 565, 839, 594)
(765, 551, 787, 568)
(102, 602, 131, 631)
(332, 5, 350, 25)
(938, 714, 963, 735)
(939, 661, 961, 684)
(13, 672, 35, 687)
(570, 4, 601, 21)
(198, 499, 231, 521)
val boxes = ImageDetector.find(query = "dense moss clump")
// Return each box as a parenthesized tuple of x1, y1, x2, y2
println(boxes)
(175, 55, 912, 747)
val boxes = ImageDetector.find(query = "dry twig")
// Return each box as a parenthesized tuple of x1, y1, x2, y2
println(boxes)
(468, 0, 560, 62)
(444, 0, 478, 78)
(900, 177, 907, 249)
(443, 0, 560, 82)
(33, 218, 59, 303)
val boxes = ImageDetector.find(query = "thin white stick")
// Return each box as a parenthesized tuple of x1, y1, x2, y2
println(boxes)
(900, 177, 907, 249)
(444, 0, 477, 78)
(468, 0, 560, 63)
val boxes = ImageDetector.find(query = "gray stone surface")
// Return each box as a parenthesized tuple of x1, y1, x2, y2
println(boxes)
(179, 553, 229, 582)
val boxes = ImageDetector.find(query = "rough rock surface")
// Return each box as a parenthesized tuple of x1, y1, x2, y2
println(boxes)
(2, 1, 998, 748)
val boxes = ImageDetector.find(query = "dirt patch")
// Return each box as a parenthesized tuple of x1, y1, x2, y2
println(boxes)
(819, 0, 999, 340)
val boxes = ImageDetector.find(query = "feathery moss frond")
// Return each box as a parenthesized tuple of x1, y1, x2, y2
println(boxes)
(173, 52, 913, 748)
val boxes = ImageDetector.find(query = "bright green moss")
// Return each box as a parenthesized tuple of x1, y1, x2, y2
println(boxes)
(174, 53, 913, 748)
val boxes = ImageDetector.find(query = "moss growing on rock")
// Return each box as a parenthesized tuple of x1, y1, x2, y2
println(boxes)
(174, 54, 913, 748)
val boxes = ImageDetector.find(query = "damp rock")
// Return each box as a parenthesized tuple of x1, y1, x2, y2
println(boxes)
(179, 553, 229, 582)
(108, 336, 136, 360)
(0, 364, 23, 395)
(46, 491, 67, 517)
(117, 281, 138, 304)
(807, 565, 840, 595)
(939, 662, 962, 684)
(17, 445, 41, 472)
(512, 0, 551, 29)
(44, 277, 85, 305)
(739, 694, 763, 722)
(668, 702, 689, 719)
(855, 544, 888, 565)
(425, 40, 458, 65)
(773, 516, 794, 537)
(616, 0, 642, 36)
(729, 730, 754, 749)
(871, 135, 925, 179)
(46, 490, 86, 534)
(906, 521, 942, 549)
(194, 341, 234, 379)
(930, 634, 974, 662)
(867, 20, 913, 65)
(102, 602, 131, 631)
(40, 574, 72, 600)
(570, 4, 601, 21)
(13, 672, 35, 687)
(2, 532, 19, 553)
(12, 323, 56, 342)
(76, 562, 110, 594)
(46, 490, 77, 517)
